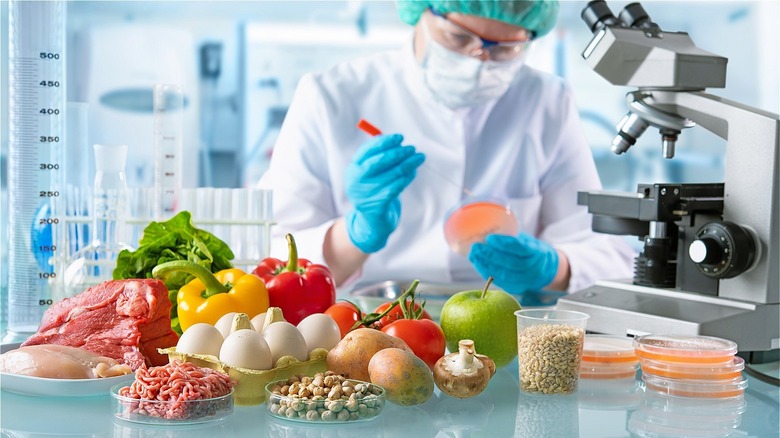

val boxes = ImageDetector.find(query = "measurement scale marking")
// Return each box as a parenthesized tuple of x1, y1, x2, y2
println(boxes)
(8, 0, 68, 333)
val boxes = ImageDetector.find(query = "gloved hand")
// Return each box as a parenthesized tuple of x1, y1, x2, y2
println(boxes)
(468, 233, 559, 295)
(345, 134, 425, 253)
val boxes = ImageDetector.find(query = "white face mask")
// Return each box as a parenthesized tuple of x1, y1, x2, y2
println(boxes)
(419, 20, 526, 109)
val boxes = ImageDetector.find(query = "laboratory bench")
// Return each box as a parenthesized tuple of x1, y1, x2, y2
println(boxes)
(1, 284, 778, 437)
(1, 357, 778, 437)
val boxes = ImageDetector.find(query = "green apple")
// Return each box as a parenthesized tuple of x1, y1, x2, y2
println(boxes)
(440, 279, 521, 368)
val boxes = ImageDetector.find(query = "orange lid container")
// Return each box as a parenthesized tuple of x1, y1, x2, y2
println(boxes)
(634, 334, 737, 364)
(640, 356, 745, 380)
(582, 335, 638, 364)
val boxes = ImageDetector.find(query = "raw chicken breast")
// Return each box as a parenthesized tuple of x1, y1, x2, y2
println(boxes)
(0, 344, 132, 379)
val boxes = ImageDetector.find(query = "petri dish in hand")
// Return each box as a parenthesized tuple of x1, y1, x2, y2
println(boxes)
(443, 198, 519, 256)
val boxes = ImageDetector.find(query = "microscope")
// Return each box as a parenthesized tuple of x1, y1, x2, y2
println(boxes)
(557, 1, 779, 357)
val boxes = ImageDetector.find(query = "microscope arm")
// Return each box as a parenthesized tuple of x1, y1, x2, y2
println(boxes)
(646, 91, 779, 142)
(642, 90, 780, 303)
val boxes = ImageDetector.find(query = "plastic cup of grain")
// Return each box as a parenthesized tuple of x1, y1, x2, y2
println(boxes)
(443, 197, 519, 256)
(515, 309, 590, 395)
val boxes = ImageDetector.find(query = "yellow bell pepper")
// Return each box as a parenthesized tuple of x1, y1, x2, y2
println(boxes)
(152, 260, 269, 332)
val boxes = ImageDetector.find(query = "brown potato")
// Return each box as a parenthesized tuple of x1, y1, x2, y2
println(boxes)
(368, 347, 434, 406)
(326, 328, 411, 382)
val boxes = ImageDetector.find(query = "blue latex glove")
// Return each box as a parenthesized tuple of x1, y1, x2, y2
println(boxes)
(468, 233, 559, 295)
(345, 134, 425, 253)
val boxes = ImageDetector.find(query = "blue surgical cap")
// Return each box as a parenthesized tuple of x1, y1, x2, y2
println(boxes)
(396, 0, 559, 37)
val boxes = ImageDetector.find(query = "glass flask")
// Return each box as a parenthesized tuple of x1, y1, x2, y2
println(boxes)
(63, 144, 133, 296)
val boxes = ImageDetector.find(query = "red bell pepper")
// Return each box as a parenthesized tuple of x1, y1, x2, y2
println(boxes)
(252, 233, 336, 325)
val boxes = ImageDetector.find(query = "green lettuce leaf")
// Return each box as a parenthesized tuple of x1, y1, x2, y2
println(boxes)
(112, 211, 234, 334)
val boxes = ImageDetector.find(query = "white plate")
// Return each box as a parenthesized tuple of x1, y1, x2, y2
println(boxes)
(0, 343, 136, 397)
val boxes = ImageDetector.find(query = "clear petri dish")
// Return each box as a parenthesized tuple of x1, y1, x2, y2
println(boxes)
(635, 404, 744, 431)
(641, 373, 747, 399)
(633, 334, 737, 364)
(577, 377, 642, 410)
(629, 409, 742, 438)
(582, 334, 638, 364)
(265, 379, 385, 423)
(641, 389, 747, 417)
(633, 406, 743, 428)
(580, 361, 640, 380)
(443, 197, 518, 256)
(111, 384, 234, 425)
(639, 356, 745, 380)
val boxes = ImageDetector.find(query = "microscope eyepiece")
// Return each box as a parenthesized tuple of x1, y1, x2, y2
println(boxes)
(582, 0, 621, 33)
(619, 2, 660, 31)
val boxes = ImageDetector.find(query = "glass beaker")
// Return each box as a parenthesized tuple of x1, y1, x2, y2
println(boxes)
(63, 144, 133, 296)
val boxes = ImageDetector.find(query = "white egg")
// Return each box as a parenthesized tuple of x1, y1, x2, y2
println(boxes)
(250, 312, 267, 332)
(262, 321, 309, 364)
(296, 313, 341, 353)
(176, 323, 224, 357)
(219, 329, 272, 370)
(214, 312, 238, 339)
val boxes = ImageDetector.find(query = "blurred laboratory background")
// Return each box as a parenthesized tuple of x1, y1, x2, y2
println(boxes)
(1, 0, 778, 324)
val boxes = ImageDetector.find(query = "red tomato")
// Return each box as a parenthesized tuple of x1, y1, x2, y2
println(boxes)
(324, 301, 363, 338)
(373, 300, 432, 329)
(381, 319, 446, 369)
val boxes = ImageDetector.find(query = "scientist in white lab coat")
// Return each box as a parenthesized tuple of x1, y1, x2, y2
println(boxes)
(259, 0, 636, 303)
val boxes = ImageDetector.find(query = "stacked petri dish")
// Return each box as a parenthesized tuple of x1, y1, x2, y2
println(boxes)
(629, 387, 747, 437)
(580, 334, 640, 380)
(634, 334, 747, 399)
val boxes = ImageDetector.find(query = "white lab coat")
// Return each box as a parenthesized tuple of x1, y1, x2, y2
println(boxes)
(258, 39, 636, 293)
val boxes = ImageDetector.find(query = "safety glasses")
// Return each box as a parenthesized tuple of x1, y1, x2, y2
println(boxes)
(427, 7, 533, 62)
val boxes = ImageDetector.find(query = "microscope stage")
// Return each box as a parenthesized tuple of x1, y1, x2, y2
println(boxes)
(557, 280, 779, 352)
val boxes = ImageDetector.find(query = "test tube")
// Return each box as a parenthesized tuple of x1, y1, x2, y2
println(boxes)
(231, 189, 249, 269)
(195, 187, 215, 232)
(247, 188, 273, 263)
(63, 102, 90, 266)
(212, 188, 233, 248)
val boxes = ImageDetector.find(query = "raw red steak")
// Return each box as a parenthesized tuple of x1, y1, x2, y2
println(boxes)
(21, 279, 179, 370)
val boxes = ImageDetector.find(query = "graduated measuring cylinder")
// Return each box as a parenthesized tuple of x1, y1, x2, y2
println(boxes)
(7, 0, 67, 341)
(153, 84, 184, 220)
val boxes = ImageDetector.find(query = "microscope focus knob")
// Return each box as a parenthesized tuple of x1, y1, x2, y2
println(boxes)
(689, 222, 756, 279)
(689, 238, 721, 264)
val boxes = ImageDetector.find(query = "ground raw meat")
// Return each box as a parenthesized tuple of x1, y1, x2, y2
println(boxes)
(118, 360, 233, 420)
(21, 279, 179, 370)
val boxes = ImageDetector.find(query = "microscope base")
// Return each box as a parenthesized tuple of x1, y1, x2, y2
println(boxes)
(556, 280, 779, 353)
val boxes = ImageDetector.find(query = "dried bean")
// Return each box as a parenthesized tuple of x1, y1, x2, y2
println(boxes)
(267, 373, 385, 422)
